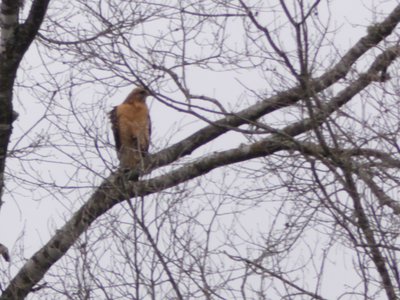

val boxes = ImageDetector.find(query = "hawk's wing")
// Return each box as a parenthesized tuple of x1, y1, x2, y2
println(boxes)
(109, 106, 121, 151)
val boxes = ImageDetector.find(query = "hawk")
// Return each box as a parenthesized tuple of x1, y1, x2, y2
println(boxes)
(109, 87, 151, 171)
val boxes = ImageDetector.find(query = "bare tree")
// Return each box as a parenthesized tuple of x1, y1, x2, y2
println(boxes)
(0, 0, 50, 205)
(1, 1, 400, 299)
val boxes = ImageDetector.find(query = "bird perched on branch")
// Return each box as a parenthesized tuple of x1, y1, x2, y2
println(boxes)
(109, 87, 151, 172)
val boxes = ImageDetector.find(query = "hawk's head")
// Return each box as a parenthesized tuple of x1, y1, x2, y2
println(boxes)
(125, 86, 150, 103)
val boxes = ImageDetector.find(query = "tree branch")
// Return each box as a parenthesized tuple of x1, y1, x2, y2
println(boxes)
(0, 0, 50, 208)
(2, 42, 400, 296)
(16, 0, 50, 56)
(0, 0, 20, 53)
(2, 5, 400, 298)
(135, 6, 400, 177)
(227, 253, 328, 300)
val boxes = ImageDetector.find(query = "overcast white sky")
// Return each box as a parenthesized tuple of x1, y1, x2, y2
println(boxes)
(0, 1, 398, 298)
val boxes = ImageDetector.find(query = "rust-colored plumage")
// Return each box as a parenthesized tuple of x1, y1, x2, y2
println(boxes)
(109, 87, 151, 170)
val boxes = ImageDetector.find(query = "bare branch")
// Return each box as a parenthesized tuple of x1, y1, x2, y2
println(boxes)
(0, 243, 9, 262)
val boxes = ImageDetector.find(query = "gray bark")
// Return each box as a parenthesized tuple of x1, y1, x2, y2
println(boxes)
(0, 0, 50, 206)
